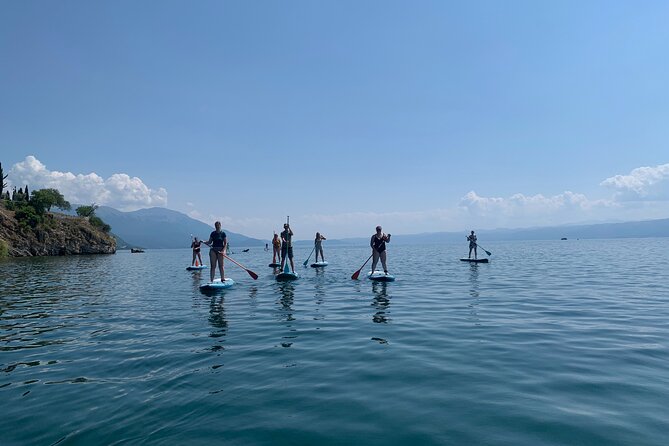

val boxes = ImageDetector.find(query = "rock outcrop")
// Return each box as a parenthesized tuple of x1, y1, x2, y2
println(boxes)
(0, 207, 116, 257)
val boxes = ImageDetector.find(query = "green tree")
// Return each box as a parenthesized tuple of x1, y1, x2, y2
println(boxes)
(76, 204, 99, 217)
(89, 215, 111, 233)
(30, 189, 71, 214)
(0, 162, 7, 199)
(15, 205, 42, 228)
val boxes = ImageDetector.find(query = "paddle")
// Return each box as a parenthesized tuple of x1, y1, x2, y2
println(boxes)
(351, 254, 374, 280)
(303, 246, 315, 267)
(476, 243, 492, 256)
(222, 254, 258, 280)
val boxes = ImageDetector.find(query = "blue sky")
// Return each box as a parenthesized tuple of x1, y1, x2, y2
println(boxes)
(2, 1, 668, 239)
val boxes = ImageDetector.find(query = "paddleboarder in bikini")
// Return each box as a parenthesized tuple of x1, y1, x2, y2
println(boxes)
(204, 221, 227, 282)
(272, 232, 281, 265)
(467, 230, 477, 259)
(370, 226, 391, 274)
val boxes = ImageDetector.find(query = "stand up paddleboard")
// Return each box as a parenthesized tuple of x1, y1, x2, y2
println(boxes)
(276, 263, 299, 281)
(268, 263, 281, 268)
(460, 258, 489, 263)
(310, 261, 328, 268)
(276, 271, 299, 281)
(187, 265, 208, 271)
(367, 271, 395, 282)
(199, 278, 235, 290)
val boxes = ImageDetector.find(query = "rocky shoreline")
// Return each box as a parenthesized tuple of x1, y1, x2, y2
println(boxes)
(0, 207, 116, 257)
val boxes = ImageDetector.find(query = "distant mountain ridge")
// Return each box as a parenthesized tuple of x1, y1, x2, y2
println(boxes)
(324, 217, 669, 245)
(94, 206, 264, 249)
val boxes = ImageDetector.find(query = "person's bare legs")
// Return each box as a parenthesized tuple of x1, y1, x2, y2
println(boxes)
(217, 252, 225, 280)
(380, 251, 388, 273)
(371, 250, 380, 272)
(209, 249, 217, 281)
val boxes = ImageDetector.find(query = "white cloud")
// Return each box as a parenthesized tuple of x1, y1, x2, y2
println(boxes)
(458, 191, 616, 228)
(600, 163, 669, 201)
(6, 156, 167, 211)
(459, 190, 611, 215)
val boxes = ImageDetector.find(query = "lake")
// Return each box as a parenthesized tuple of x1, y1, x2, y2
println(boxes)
(1, 239, 668, 445)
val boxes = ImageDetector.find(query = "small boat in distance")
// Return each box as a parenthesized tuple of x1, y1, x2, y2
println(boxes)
(561, 237, 567, 240)
(131, 248, 145, 253)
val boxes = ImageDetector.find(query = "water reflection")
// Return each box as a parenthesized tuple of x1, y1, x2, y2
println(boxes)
(468, 263, 480, 326)
(208, 297, 227, 352)
(468, 263, 480, 299)
(371, 282, 391, 324)
(275, 283, 297, 347)
(190, 270, 203, 292)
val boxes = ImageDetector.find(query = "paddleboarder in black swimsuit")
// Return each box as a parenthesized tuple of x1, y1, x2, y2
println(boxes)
(314, 232, 327, 263)
(370, 226, 391, 274)
(467, 230, 477, 259)
(191, 237, 203, 266)
(280, 223, 295, 272)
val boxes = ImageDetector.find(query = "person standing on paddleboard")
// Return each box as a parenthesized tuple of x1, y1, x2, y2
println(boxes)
(314, 232, 327, 263)
(204, 221, 227, 282)
(467, 230, 478, 259)
(280, 223, 295, 272)
(370, 226, 391, 274)
(272, 232, 281, 265)
(191, 237, 203, 266)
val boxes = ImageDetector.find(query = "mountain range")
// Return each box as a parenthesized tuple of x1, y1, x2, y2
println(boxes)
(94, 207, 265, 249)
(323, 218, 669, 245)
(83, 206, 669, 249)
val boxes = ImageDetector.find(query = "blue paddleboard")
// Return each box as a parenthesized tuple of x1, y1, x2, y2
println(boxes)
(268, 263, 281, 267)
(367, 271, 395, 282)
(311, 261, 328, 268)
(460, 258, 489, 263)
(199, 278, 235, 290)
(187, 265, 208, 270)
(276, 272, 299, 281)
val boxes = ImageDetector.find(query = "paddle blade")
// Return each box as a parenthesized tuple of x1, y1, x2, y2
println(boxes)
(303, 259, 309, 266)
(247, 269, 259, 280)
(351, 269, 361, 280)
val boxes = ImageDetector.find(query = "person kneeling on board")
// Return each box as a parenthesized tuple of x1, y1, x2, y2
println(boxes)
(204, 221, 227, 282)
(370, 226, 391, 274)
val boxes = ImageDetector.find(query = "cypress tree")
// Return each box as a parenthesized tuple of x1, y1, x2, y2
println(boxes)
(24, 185, 29, 197)
(0, 162, 7, 198)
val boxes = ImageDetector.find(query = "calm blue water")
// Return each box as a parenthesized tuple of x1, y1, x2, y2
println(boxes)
(1, 239, 668, 445)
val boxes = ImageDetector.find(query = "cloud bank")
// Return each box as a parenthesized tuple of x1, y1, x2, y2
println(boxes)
(6, 156, 168, 211)
(190, 162, 669, 239)
(600, 163, 669, 201)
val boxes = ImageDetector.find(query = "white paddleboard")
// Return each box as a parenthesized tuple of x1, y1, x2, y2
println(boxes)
(367, 271, 395, 282)
(187, 265, 208, 270)
(200, 278, 235, 290)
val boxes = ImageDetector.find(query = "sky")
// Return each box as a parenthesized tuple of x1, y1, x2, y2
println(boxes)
(1, 1, 669, 239)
